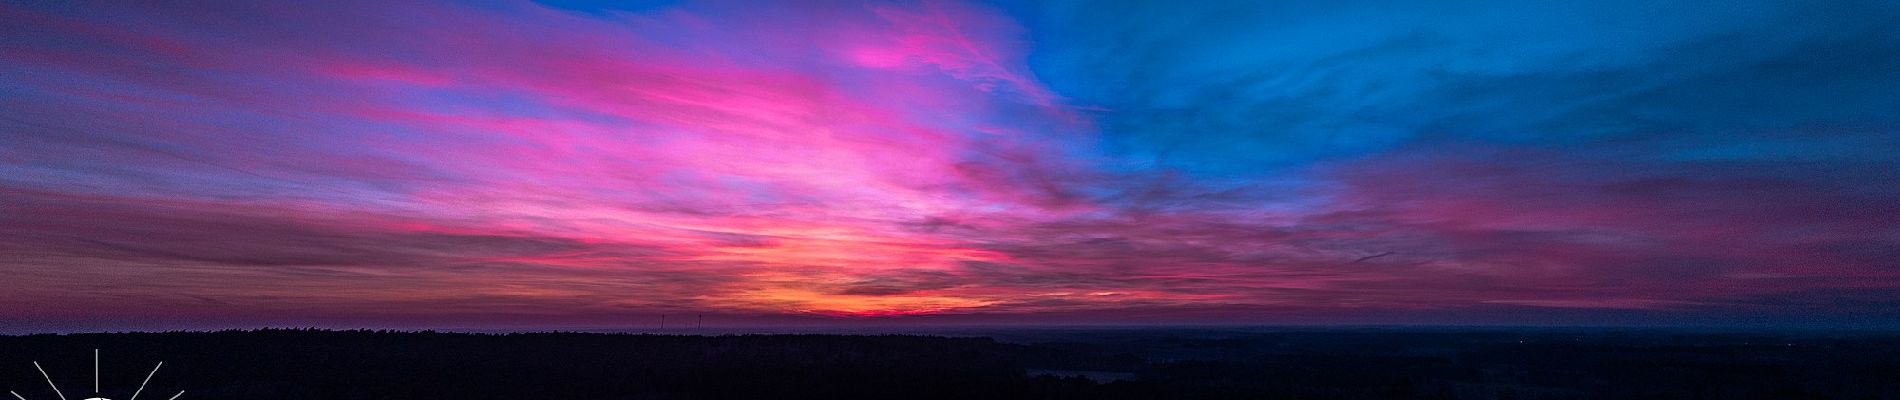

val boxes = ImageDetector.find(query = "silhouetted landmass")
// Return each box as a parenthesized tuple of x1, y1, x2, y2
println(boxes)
(3, 328, 1898, 399)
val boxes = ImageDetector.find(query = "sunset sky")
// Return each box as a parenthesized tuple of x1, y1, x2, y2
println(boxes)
(3, 0, 1898, 332)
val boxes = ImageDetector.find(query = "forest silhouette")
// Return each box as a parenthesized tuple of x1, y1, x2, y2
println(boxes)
(3, 329, 1897, 399)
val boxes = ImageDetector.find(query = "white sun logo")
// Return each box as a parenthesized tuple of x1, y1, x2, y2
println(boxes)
(9, 350, 182, 400)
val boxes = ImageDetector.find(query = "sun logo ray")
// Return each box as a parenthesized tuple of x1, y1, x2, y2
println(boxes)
(8, 350, 183, 400)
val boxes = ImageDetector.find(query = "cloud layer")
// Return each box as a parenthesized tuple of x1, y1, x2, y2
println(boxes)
(2, 0, 1897, 330)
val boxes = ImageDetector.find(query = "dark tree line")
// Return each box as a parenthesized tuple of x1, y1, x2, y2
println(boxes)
(1, 329, 1897, 399)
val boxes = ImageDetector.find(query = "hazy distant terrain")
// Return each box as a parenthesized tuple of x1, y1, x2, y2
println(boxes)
(3, 329, 1897, 399)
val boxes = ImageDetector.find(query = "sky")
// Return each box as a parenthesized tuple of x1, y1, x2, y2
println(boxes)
(2, 0, 1898, 332)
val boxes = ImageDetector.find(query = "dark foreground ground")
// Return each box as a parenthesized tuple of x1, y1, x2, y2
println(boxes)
(3, 328, 1898, 399)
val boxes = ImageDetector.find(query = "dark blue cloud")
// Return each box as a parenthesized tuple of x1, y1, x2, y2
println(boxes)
(1021, 0, 1900, 174)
